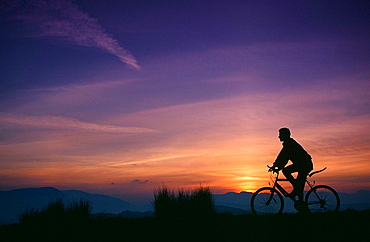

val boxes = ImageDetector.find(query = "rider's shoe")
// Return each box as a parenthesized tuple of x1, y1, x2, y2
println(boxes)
(296, 200, 309, 214)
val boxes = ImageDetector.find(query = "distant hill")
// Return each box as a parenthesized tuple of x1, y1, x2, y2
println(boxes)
(213, 190, 370, 213)
(337, 190, 370, 209)
(63, 189, 137, 213)
(0, 187, 139, 225)
(214, 191, 254, 211)
(1, 187, 370, 225)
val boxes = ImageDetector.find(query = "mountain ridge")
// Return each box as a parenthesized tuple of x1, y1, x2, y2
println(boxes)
(1, 187, 370, 225)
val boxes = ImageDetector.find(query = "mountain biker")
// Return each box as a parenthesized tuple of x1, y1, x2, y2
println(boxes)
(270, 128, 313, 202)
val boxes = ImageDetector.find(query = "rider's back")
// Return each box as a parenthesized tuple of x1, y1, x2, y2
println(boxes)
(275, 138, 313, 170)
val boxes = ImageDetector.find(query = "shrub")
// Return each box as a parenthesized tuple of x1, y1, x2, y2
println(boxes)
(191, 186, 215, 217)
(19, 199, 65, 224)
(19, 199, 92, 224)
(153, 186, 176, 218)
(67, 199, 92, 220)
(153, 186, 215, 219)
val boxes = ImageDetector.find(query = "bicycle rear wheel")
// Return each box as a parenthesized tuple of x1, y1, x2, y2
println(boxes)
(251, 187, 284, 215)
(305, 185, 340, 213)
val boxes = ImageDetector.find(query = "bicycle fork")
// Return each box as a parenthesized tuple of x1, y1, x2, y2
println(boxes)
(266, 183, 287, 205)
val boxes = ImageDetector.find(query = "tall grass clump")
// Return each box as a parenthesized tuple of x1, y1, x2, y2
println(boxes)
(19, 199, 92, 225)
(153, 186, 215, 219)
(153, 186, 176, 219)
(67, 199, 92, 220)
(191, 186, 215, 216)
(20, 199, 65, 224)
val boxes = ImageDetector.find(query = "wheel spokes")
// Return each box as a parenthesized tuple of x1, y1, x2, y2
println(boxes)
(251, 188, 284, 215)
(306, 186, 340, 213)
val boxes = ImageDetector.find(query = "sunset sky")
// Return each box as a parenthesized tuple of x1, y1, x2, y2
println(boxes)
(1, 0, 369, 205)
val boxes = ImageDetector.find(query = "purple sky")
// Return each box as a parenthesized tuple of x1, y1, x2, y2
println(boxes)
(1, 0, 370, 205)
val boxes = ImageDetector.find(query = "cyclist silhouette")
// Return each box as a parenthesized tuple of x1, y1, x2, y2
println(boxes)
(270, 128, 313, 202)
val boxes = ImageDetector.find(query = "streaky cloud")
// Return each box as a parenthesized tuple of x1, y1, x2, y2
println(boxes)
(106, 155, 197, 167)
(131, 179, 149, 184)
(26, 80, 135, 92)
(0, 113, 158, 134)
(8, 0, 140, 69)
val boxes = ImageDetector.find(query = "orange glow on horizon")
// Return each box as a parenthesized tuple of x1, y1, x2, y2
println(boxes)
(1, 89, 370, 198)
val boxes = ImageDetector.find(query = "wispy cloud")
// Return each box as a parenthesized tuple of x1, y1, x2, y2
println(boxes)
(15, 79, 138, 112)
(0, 113, 158, 133)
(28, 80, 135, 92)
(7, 0, 140, 69)
(131, 179, 149, 185)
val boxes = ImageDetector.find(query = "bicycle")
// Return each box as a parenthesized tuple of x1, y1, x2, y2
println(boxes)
(250, 166, 340, 215)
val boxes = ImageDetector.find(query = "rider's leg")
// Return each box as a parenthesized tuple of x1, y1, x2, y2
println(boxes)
(282, 165, 298, 194)
(295, 171, 309, 201)
(296, 162, 313, 201)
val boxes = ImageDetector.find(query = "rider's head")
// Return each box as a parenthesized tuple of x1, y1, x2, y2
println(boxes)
(278, 128, 291, 142)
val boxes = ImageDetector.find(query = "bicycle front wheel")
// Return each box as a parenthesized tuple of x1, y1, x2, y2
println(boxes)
(251, 187, 284, 215)
(305, 185, 340, 213)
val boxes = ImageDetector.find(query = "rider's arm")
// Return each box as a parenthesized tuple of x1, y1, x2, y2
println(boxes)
(273, 146, 289, 170)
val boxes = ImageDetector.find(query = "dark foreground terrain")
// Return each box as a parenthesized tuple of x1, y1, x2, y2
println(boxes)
(1, 210, 369, 241)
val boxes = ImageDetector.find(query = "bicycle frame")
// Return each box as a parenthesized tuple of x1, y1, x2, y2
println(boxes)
(272, 173, 290, 197)
(251, 167, 339, 214)
(270, 167, 326, 202)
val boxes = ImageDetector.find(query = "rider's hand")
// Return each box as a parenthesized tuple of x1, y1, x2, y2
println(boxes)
(268, 165, 279, 174)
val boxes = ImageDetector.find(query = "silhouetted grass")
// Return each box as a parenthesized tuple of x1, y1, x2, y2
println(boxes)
(19, 199, 92, 225)
(153, 185, 216, 219)
(1, 195, 370, 241)
(19, 199, 65, 224)
(67, 199, 92, 220)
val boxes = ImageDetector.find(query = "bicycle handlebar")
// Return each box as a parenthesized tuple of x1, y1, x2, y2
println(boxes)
(267, 165, 327, 177)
